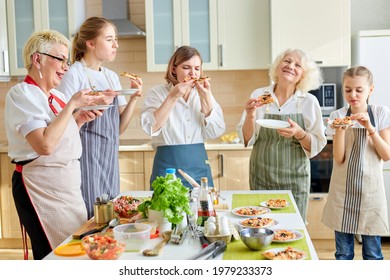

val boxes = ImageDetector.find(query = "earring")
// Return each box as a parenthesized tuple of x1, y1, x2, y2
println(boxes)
(38, 69, 43, 79)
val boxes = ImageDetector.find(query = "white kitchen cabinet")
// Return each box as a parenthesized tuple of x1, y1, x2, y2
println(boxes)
(270, 0, 350, 67)
(145, 0, 269, 72)
(6, 0, 85, 76)
(207, 150, 251, 191)
(0, 0, 10, 79)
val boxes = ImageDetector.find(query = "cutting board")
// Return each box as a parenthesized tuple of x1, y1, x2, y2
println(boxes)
(72, 218, 107, 239)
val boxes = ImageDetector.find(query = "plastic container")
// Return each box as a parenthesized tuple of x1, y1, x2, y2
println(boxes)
(135, 219, 158, 235)
(113, 223, 151, 252)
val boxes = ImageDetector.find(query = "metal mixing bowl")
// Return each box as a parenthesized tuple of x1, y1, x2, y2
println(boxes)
(240, 228, 274, 251)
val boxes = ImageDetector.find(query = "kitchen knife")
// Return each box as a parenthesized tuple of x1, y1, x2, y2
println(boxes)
(178, 169, 201, 188)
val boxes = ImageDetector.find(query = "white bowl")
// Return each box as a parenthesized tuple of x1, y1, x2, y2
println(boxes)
(113, 223, 151, 252)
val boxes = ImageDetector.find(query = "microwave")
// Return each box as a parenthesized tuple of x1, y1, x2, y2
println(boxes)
(309, 83, 337, 116)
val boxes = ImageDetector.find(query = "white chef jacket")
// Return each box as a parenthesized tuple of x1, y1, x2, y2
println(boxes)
(141, 84, 225, 149)
(237, 85, 327, 158)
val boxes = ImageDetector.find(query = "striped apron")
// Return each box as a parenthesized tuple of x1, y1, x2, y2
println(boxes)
(250, 112, 310, 221)
(322, 106, 389, 235)
(150, 143, 213, 189)
(81, 66, 121, 218)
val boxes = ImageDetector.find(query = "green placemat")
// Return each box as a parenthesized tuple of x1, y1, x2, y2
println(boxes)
(232, 194, 296, 214)
(223, 230, 311, 260)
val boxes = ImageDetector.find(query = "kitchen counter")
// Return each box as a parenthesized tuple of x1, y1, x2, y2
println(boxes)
(44, 190, 318, 260)
(0, 140, 251, 153)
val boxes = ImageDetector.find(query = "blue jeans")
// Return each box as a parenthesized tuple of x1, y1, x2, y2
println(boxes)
(335, 231, 383, 260)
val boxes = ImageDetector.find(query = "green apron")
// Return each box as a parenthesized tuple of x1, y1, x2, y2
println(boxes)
(250, 113, 310, 221)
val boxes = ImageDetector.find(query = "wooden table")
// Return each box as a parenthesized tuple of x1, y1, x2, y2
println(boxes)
(44, 190, 318, 260)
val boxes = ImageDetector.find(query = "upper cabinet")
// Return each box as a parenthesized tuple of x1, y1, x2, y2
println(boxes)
(271, 0, 350, 67)
(0, 0, 10, 79)
(145, 0, 270, 72)
(6, 0, 85, 76)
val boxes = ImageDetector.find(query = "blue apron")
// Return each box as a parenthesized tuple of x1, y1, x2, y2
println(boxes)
(150, 143, 214, 189)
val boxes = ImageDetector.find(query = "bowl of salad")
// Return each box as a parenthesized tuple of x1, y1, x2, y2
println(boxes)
(113, 195, 143, 219)
(81, 233, 125, 260)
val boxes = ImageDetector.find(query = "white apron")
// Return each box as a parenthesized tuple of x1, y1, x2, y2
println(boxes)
(21, 118, 87, 248)
(322, 117, 389, 235)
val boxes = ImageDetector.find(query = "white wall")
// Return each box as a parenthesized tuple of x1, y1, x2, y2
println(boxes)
(351, 0, 390, 35)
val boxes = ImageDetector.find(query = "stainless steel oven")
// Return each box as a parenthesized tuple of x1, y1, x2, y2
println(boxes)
(310, 140, 333, 193)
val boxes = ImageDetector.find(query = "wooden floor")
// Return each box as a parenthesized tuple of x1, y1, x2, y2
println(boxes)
(1, 238, 390, 260)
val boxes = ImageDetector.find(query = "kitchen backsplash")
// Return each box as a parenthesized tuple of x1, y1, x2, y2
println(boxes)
(0, 0, 269, 144)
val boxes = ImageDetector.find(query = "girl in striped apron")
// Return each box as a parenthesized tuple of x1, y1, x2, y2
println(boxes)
(322, 66, 390, 260)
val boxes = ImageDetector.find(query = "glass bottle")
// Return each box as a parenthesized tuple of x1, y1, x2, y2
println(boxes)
(197, 177, 216, 224)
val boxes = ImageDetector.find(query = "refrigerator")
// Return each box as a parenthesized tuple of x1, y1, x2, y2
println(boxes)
(352, 29, 390, 236)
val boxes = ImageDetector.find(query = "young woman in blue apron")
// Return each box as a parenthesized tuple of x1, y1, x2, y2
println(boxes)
(141, 46, 225, 188)
(322, 66, 390, 260)
(237, 49, 327, 221)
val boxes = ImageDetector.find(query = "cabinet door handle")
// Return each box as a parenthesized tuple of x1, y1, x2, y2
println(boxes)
(219, 44, 225, 67)
(219, 153, 224, 177)
(315, 60, 323, 64)
(3, 50, 9, 73)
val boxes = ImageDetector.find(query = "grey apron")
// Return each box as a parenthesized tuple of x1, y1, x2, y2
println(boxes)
(81, 65, 121, 218)
(322, 106, 389, 235)
(150, 143, 213, 189)
(250, 112, 310, 221)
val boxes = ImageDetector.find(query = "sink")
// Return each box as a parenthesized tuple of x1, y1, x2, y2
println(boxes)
(119, 139, 151, 146)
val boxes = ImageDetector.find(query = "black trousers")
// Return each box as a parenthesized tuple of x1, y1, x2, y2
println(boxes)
(12, 170, 52, 260)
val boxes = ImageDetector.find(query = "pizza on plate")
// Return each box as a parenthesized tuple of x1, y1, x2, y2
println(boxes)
(235, 207, 268, 216)
(240, 217, 274, 228)
(262, 247, 305, 260)
(273, 229, 297, 241)
(333, 116, 352, 126)
(266, 199, 288, 208)
(87, 91, 103, 96)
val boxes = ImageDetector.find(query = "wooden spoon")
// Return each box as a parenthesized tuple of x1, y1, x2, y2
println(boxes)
(142, 230, 173, 256)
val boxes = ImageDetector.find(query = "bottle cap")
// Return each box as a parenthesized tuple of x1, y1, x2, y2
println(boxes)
(166, 168, 176, 174)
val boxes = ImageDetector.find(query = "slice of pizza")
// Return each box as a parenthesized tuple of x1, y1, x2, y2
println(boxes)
(121, 72, 141, 80)
(258, 92, 274, 105)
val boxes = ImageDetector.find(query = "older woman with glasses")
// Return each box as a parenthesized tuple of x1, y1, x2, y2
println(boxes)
(4, 30, 109, 259)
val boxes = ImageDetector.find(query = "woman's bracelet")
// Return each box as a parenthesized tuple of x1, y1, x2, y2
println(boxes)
(368, 129, 376, 136)
(297, 132, 306, 141)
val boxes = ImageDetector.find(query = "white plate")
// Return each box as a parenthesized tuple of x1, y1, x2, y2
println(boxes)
(260, 200, 290, 209)
(238, 217, 278, 229)
(231, 206, 271, 217)
(262, 247, 307, 260)
(327, 119, 356, 128)
(79, 105, 114, 111)
(256, 119, 290, 129)
(272, 229, 304, 243)
(119, 89, 139, 95)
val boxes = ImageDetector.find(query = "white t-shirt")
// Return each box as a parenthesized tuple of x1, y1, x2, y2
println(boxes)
(141, 84, 226, 149)
(57, 61, 126, 106)
(237, 84, 327, 158)
(5, 83, 66, 162)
